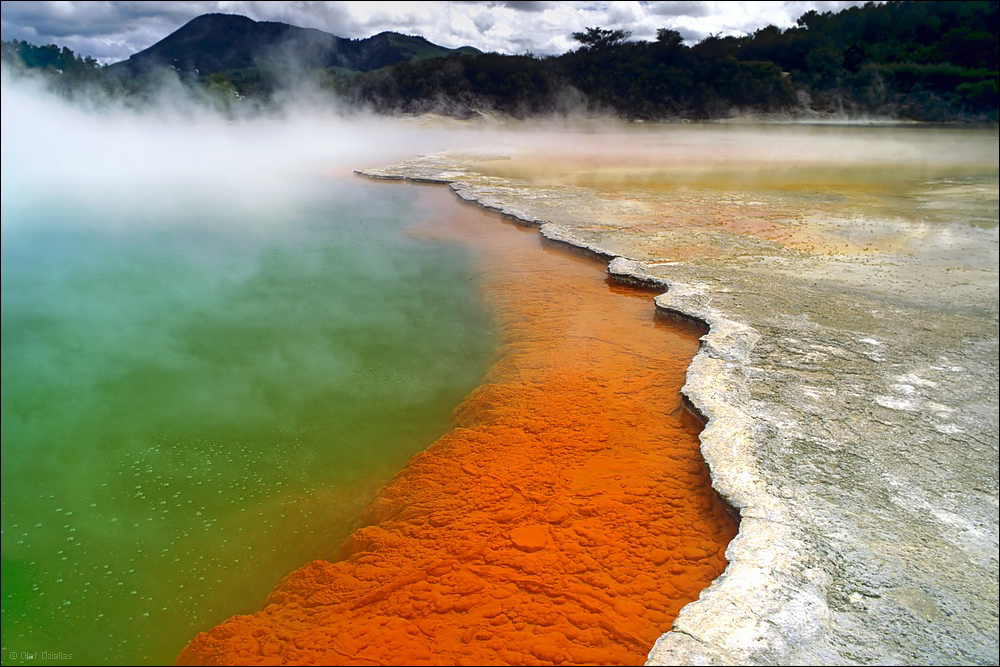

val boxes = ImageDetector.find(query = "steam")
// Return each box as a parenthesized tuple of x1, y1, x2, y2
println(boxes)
(1, 60, 504, 666)
(4, 57, 997, 238)
(3, 50, 997, 667)
(1, 63, 494, 232)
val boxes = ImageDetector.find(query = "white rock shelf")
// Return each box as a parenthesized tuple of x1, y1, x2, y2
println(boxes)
(356, 151, 999, 666)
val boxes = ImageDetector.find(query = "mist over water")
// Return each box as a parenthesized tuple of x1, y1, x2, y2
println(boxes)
(4, 64, 997, 666)
(1, 72, 495, 664)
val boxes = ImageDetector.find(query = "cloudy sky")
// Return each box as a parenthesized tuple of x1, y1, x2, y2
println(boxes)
(1, 1, 870, 63)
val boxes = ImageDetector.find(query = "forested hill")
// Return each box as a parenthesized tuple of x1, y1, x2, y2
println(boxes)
(3, 1, 997, 121)
(107, 13, 483, 78)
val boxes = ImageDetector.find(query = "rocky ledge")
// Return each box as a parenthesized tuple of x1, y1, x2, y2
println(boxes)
(357, 148, 999, 665)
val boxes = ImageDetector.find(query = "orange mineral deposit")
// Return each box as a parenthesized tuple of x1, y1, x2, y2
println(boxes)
(178, 184, 739, 666)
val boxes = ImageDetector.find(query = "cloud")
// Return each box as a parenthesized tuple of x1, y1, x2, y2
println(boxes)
(492, 1, 554, 12)
(647, 1, 871, 43)
(648, 1, 712, 19)
(0, 1, 875, 63)
(0, 1, 210, 61)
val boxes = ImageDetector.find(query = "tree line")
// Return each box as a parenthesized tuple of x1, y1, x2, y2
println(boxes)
(3, 1, 997, 121)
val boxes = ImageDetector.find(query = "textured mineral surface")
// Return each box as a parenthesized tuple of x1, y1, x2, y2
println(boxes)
(178, 184, 739, 665)
(351, 123, 999, 666)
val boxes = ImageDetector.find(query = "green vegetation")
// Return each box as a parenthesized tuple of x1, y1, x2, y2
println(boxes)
(3, 1, 997, 121)
(1, 39, 102, 95)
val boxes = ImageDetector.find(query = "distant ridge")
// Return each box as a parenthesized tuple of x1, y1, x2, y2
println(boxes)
(110, 13, 481, 76)
(8, 1, 993, 122)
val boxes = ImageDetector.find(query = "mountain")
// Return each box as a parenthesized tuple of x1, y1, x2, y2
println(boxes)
(10, 2, 993, 122)
(109, 13, 481, 77)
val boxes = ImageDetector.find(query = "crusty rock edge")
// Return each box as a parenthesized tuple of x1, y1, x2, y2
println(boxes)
(356, 166, 789, 665)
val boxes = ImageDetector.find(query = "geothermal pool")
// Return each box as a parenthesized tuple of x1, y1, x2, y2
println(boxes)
(178, 185, 738, 665)
(1, 175, 496, 664)
(1, 93, 746, 664)
(341, 121, 998, 666)
(6, 91, 994, 666)
(2, 164, 738, 665)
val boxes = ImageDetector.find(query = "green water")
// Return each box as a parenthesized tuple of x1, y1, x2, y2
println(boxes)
(1, 176, 494, 664)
